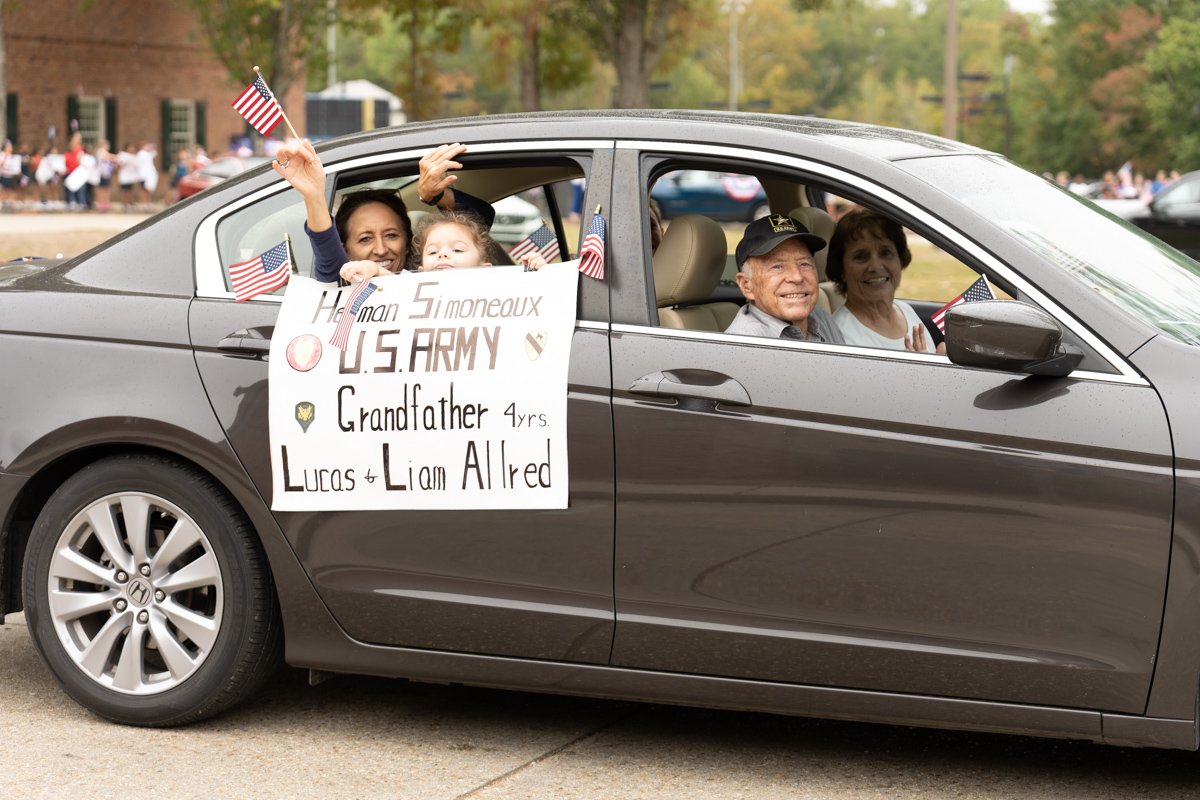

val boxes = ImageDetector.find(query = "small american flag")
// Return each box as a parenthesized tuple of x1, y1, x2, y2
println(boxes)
(509, 222, 560, 263)
(229, 240, 292, 301)
(577, 213, 606, 280)
(931, 275, 995, 332)
(329, 281, 379, 351)
(232, 75, 284, 136)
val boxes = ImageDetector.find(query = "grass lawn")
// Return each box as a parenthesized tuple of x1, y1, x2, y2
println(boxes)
(903, 238, 991, 302)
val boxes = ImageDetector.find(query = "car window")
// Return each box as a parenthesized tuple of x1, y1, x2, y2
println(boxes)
(639, 154, 1122, 370)
(1156, 175, 1200, 210)
(205, 154, 590, 300)
(215, 188, 313, 291)
(645, 160, 984, 329)
(333, 162, 584, 267)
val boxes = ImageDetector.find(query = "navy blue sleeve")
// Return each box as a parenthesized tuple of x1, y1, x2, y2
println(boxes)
(304, 222, 348, 283)
(453, 190, 496, 227)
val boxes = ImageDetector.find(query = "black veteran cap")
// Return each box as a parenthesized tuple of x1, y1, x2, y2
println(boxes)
(735, 214, 827, 268)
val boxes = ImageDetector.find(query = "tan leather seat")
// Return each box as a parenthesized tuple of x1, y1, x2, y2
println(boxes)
(654, 214, 740, 331)
(789, 206, 841, 313)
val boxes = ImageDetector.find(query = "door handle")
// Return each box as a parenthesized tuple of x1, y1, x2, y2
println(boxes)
(217, 328, 273, 357)
(629, 368, 751, 407)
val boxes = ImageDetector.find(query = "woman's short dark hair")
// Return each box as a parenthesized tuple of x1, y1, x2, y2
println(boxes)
(825, 208, 912, 295)
(334, 189, 413, 265)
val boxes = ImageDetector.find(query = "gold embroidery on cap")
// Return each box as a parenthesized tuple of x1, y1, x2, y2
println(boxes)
(769, 215, 797, 233)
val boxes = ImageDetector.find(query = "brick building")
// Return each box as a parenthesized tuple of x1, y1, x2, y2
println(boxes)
(2, 0, 305, 184)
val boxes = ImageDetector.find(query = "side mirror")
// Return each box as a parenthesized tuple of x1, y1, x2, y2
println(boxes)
(945, 300, 1083, 377)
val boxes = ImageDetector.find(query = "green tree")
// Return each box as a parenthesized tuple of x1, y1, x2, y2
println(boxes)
(184, 0, 329, 119)
(345, 0, 471, 121)
(1018, 0, 1200, 174)
(471, 0, 595, 112)
(574, 0, 694, 108)
(1145, 17, 1200, 170)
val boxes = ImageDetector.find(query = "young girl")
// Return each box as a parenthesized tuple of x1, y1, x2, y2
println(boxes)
(339, 209, 547, 281)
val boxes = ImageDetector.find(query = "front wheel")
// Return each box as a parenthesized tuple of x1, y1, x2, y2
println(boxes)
(23, 455, 281, 726)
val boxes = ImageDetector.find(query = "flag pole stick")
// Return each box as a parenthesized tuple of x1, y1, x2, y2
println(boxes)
(283, 231, 299, 274)
(253, 66, 302, 141)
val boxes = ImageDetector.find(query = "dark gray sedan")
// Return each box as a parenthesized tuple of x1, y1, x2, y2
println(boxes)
(3, 111, 1200, 750)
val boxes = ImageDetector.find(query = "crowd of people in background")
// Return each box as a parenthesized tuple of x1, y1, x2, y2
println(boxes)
(0, 134, 1190, 216)
(1054, 163, 1184, 204)
(0, 135, 213, 212)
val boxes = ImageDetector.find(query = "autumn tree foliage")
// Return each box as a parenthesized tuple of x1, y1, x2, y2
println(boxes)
(184, 0, 328, 110)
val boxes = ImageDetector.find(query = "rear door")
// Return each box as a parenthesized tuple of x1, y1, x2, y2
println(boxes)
(190, 138, 618, 663)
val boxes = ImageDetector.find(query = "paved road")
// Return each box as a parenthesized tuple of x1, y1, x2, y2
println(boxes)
(4, 612, 1200, 799)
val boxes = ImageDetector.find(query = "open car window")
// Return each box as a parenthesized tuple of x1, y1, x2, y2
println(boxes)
(211, 156, 590, 296)
(215, 188, 313, 285)
(642, 153, 1115, 372)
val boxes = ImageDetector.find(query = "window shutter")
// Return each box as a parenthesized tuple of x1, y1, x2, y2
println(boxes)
(105, 97, 117, 146)
(67, 95, 80, 139)
(161, 99, 171, 170)
(195, 101, 206, 150)
(5, 94, 16, 144)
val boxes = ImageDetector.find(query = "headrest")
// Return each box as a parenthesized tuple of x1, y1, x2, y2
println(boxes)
(788, 206, 837, 281)
(653, 214, 729, 307)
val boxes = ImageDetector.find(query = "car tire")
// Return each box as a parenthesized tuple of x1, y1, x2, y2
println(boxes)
(22, 454, 282, 726)
(751, 202, 771, 221)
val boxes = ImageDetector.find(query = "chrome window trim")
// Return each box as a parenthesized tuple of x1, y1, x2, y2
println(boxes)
(195, 139, 616, 299)
(609, 322, 1150, 387)
(619, 140, 1139, 381)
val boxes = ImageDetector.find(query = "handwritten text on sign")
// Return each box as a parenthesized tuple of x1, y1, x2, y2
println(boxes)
(268, 266, 578, 510)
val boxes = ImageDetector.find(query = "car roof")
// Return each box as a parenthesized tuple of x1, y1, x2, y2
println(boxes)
(319, 110, 989, 165)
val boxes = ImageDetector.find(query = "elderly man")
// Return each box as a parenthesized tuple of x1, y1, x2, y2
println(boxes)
(725, 213, 845, 343)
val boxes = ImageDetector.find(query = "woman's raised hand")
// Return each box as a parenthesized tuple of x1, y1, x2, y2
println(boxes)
(904, 323, 929, 353)
(272, 139, 326, 200)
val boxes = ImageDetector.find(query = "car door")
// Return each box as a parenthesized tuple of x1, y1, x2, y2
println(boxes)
(189, 138, 618, 664)
(606, 144, 1173, 714)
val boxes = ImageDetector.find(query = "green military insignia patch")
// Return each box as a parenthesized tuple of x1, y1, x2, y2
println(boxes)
(295, 401, 316, 432)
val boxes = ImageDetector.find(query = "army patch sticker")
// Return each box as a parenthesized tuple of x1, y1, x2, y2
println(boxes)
(295, 401, 316, 432)
(525, 331, 547, 361)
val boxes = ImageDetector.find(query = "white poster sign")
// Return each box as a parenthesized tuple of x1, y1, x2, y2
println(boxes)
(268, 265, 579, 511)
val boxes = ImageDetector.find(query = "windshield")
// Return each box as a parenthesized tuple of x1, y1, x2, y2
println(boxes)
(905, 155, 1200, 346)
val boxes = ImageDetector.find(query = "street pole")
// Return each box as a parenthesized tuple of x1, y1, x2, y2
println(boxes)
(943, 0, 958, 140)
(327, 0, 338, 90)
(722, 0, 747, 111)
(730, 7, 739, 111)
(1003, 53, 1014, 157)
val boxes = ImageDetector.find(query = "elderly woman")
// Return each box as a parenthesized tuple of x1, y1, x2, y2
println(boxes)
(826, 208, 937, 352)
